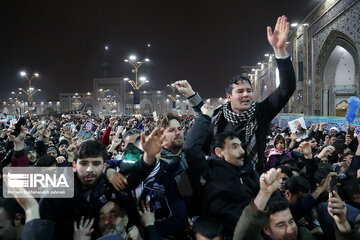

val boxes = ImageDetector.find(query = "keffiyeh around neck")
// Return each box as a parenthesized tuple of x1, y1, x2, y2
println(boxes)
(214, 101, 259, 166)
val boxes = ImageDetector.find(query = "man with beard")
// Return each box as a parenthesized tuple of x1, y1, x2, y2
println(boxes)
(98, 201, 141, 239)
(157, 113, 195, 212)
(25, 145, 39, 165)
(40, 127, 162, 239)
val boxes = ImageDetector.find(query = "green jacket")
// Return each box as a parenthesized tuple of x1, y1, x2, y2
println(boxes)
(233, 200, 317, 240)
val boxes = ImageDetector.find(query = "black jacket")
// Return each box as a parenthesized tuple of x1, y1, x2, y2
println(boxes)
(184, 114, 259, 237)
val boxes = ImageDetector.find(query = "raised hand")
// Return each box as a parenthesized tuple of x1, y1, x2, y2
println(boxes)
(73, 216, 94, 240)
(174, 80, 195, 98)
(201, 104, 214, 118)
(63, 125, 73, 141)
(141, 127, 165, 164)
(254, 168, 281, 211)
(267, 15, 290, 57)
(3, 175, 39, 222)
(328, 191, 351, 233)
(7, 125, 26, 151)
(67, 143, 78, 163)
(109, 116, 118, 128)
(259, 168, 281, 195)
(317, 145, 335, 159)
(299, 142, 312, 159)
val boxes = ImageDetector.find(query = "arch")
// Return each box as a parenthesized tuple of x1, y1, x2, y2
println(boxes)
(140, 98, 153, 115)
(313, 29, 359, 116)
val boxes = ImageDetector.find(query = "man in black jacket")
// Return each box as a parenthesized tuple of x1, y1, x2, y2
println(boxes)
(183, 105, 259, 238)
(176, 15, 296, 173)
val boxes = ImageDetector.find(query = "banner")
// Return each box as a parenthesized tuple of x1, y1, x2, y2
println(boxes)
(272, 114, 360, 134)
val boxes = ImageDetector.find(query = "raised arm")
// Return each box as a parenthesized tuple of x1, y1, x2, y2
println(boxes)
(261, 16, 296, 121)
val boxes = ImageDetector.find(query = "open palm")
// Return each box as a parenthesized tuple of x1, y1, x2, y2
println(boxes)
(267, 16, 289, 50)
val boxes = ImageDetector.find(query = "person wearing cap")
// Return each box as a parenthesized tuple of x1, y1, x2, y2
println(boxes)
(175, 16, 296, 174)
(25, 145, 39, 165)
(46, 146, 59, 158)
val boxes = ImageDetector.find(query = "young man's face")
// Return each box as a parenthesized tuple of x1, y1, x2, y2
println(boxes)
(163, 119, 184, 151)
(73, 156, 104, 188)
(343, 154, 353, 165)
(263, 209, 298, 240)
(307, 138, 317, 150)
(226, 81, 253, 114)
(47, 149, 58, 158)
(329, 136, 337, 146)
(59, 144, 67, 156)
(218, 137, 245, 167)
(278, 172, 290, 191)
(98, 201, 128, 236)
(27, 150, 38, 163)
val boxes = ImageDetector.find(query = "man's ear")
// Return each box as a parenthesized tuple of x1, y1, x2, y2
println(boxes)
(284, 189, 291, 200)
(262, 225, 271, 236)
(226, 93, 232, 102)
(215, 147, 224, 159)
(353, 194, 360, 203)
(72, 161, 77, 172)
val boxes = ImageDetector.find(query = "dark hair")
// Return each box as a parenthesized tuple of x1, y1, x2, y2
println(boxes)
(74, 140, 107, 162)
(341, 152, 354, 162)
(211, 132, 239, 152)
(284, 176, 311, 194)
(344, 178, 360, 201)
(192, 216, 223, 239)
(264, 196, 290, 229)
(158, 112, 180, 128)
(267, 196, 290, 216)
(225, 75, 252, 95)
(36, 154, 57, 167)
(274, 135, 285, 146)
(123, 128, 141, 140)
(314, 167, 331, 185)
(279, 156, 296, 166)
(277, 165, 293, 178)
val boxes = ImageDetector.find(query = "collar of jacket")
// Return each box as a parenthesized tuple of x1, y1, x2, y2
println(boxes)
(160, 148, 188, 169)
(209, 156, 253, 177)
(74, 173, 108, 200)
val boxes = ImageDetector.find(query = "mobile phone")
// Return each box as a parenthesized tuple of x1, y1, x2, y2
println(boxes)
(329, 175, 338, 197)
(120, 143, 144, 177)
(13, 117, 26, 137)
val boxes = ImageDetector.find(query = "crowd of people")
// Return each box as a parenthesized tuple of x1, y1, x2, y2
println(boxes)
(0, 15, 359, 240)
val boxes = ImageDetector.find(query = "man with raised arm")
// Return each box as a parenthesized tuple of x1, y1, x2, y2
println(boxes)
(176, 16, 296, 173)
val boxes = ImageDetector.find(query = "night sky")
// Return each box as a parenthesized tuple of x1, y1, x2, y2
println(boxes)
(1, 0, 321, 102)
